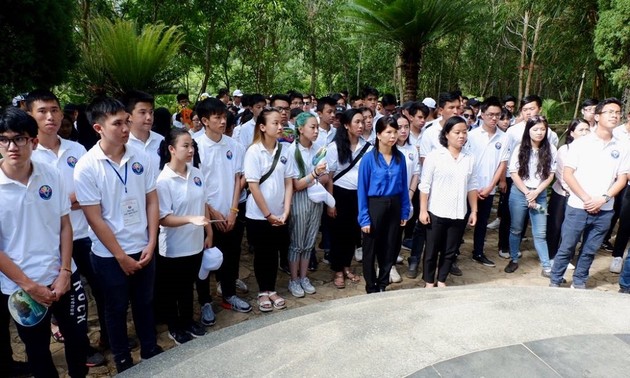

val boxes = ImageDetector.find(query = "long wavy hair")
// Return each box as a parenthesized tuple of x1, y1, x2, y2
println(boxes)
(517, 115, 552, 181)
(334, 108, 363, 165)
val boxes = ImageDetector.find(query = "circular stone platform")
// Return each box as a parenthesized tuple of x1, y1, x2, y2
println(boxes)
(121, 286, 630, 377)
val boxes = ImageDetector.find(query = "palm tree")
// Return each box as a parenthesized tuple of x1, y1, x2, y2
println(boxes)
(347, 0, 474, 101)
(81, 18, 184, 96)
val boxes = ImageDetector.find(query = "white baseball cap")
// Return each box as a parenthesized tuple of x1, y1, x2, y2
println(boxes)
(232, 89, 243, 97)
(422, 97, 437, 109)
(198, 247, 224, 280)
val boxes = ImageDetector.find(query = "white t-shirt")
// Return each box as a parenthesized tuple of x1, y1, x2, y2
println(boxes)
(239, 119, 256, 147)
(32, 137, 89, 239)
(157, 164, 207, 257)
(244, 142, 297, 220)
(564, 133, 630, 211)
(127, 130, 164, 179)
(419, 147, 477, 220)
(464, 127, 509, 194)
(326, 139, 372, 190)
(195, 133, 244, 218)
(74, 143, 156, 257)
(418, 122, 443, 158)
(552, 144, 570, 195)
(397, 143, 421, 189)
(509, 143, 557, 188)
(0, 161, 71, 294)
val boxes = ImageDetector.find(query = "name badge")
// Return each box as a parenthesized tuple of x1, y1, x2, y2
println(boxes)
(121, 198, 141, 226)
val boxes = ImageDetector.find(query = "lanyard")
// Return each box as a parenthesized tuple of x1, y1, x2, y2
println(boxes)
(106, 160, 128, 193)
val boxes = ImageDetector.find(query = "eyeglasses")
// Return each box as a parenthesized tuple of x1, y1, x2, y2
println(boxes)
(0, 136, 32, 148)
(485, 113, 501, 119)
(462, 114, 474, 119)
(273, 106, 290, 113)
(598, 110, 622, 116)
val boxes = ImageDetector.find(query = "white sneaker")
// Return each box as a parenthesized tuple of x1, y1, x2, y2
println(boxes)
(610, 257, 623, 274)
(390, 266, 402, 283)
(216, 282, 222, 296)
(288, 280, 305, 298)
(498, 250, 510, 259)
(568, 262, 575, 270)
(354, 247, 363, 262)
(396, 255, 403, 264)
(299, 277, 316, 294)
(487, 218, 500, 230)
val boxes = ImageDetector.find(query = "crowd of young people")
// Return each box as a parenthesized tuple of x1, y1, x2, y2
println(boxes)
(1, 86, 629, 376)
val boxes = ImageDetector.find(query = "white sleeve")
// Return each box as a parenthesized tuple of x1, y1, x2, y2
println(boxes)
(156, 178, 174, 219)
(73, 161, 101, 206)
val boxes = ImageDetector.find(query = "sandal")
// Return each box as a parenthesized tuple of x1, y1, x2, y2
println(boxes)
(334, 272, 345, 289)
(257, 292, 273, 312)
(268, 291, 286, 310)
(51, 327, 65, 343)
(344, 268, 360, 283)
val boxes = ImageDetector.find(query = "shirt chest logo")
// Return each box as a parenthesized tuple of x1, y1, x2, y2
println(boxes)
(495, 142, 502, 150)
(39, 185, 53, 200)
(131, 162, 144, 175)
(193, 176, 202, 187)
(66, 156, 78, 168)
(226, 150, 233, 160)
(611, 150, 620, 159)
(280, 156, 287, 164)
(408, 153, 415, 161)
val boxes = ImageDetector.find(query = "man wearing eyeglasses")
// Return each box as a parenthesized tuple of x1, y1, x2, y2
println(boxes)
(580, 98, 599, 130)
(550, 98, 629, 289)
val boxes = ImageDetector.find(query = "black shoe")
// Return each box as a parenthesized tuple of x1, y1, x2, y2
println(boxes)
(186, 321, 207, 338)
(449, 262, 463, 276)
(6, 360, 31, 378)
(308, 251, 318, 271)
(504, 261, 519, 273)
(116, 358, 134, 374)
(619, 287, 630, 294)
(473, 254, 496, 267)
(169, 329, 193, 345)
(406, 262, 418, 278)
(601, 241, 614, 252)
(86, 346, 106, 367)
(401, 238, 412, 250)
(141, 345, 164, 360)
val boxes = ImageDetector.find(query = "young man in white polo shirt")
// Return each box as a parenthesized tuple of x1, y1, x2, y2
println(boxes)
(550, 98, 629, 289)
(0, 108, 89, 377)
(464, 97, 510, 268)
(26, 89, 106, 366)
(74, 97, 161, 373)
(238, 93, 266, 147)
(120, 90, 164, 179)
(419, 92, 461, 164)
(195, 97, 252, 316)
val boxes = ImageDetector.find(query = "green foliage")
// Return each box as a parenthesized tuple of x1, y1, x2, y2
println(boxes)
(541, 98, 570, 123)
(0, 0, 78, 104)
(81, 18, 184, 96)
(594, 0, 630, 91)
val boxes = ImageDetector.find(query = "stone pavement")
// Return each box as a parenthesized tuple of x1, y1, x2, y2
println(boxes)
(8, 222, 628, 377)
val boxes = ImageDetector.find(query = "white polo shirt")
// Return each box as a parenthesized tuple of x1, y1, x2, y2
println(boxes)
(505, 121, 559, 153)
(195, 133, 244, 218)
(398, 143, 421, 189)
(552, 144, 569, 195)
(420, 147, 477, 220)
(286, 140, 324, 178)
(464, 127, 509, 194)
(157, 164, 207, 257)
(128, 130, 164, 178)
(244, 142, 297, 220)
(316, 125, 336, 146)
(32, 137, 89, 240)
(508, 143, 557, 188)
(418, 122, 443, 158)
(326, 139, 371, 190)
(564, 133, 630, 211)
(74, 143, 156, 257)
(0, 161, 71, 295)
(238, 119, 256, 147)
(613, 125, 630, 141)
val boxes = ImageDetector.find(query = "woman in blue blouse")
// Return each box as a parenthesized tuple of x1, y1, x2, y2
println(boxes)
(358, 117, 410, 293)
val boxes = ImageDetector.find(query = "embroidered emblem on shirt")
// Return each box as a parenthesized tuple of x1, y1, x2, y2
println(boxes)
(226, 150, 233, 160)
(39, 185, 53, 200)
(408, 153, 414, 161)
(66, 156, 78, 168)
(280, 156, 287, 164)
(611, 150, 620, 159)
(495, 142, 502, 150)
(194, 177, 202, 187)
(131, 162, 144, 175)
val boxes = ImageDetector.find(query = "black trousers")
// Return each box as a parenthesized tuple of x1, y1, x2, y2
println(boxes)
(546, 190, 568, 260)
(330, 186, 360, 272)
(605, 185, 627, 248)
(498, 178, 513, 252)
(403, 189, 420, 240)
(246, 218, 289, 292)
(2, 273, 89, 378)
(612, 186, 630, 258)
(423, 213, 466, 283)
(362, 196, 402, 293)
(156, 252, 202, 331)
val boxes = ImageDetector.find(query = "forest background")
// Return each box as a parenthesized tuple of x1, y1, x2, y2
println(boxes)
(1, 0, 628, 124)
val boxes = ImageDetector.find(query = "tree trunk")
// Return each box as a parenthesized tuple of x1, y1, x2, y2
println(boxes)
(309, 35, 317, 94)
(401, 47, 421, 102)
(517, 10, 530, 104)
(524, 15, 542, 97)
(448, 36, 465, 90)
(199, 22, 216, 97)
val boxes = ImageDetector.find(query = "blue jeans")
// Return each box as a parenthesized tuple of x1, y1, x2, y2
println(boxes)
(550, 206, 613, 286)
(509, 187, 550, 269)
(91, 252, 157, 364)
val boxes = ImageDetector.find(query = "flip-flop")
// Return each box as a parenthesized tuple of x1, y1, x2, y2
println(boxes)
(267, 291, 286, 310)
(334, 272, 345, 289)
(257, 292, 272, 312)
(344, 269, 361, 283)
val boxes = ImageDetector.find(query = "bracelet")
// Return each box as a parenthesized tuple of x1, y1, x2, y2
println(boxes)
(62, 268, 72, 274)
(409, 189, 415, 193)
(230, 207, 239, 214)
(311, 171, 317, 179)
(264, 213, 272, 218)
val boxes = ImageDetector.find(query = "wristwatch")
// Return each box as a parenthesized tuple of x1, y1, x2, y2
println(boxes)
(603, 194, 612, 203)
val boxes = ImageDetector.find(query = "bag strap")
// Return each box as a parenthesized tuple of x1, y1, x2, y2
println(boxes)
(259, 143, 283, 186)
(333, 142, 370, 182)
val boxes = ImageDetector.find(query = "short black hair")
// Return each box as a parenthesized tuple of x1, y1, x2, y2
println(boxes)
(317, 96, 337, 113)
(503, 95, 517, 104)
(520, 94, 542, 109)
(595, 98, 622, 114)
(480, 96, 503, 113)
(119, 90, 154, 114)
(361, 86, 379, 99)
(381, 94, 397, 107)
(439, 116, 467, 148)
(249, 93, 266, 106)
(408, 102, 429, 118)
(196, 97, 227, 119)
(581, 98, 599, 109)
(289, 91, 303, 103)
(176, 93, 189, 102)
(270, 94, 290, 107)
(87, 97, 127, 126)
(438, 92, 460, 109)
(217, 88, 229, 99)
(0, 107, 38, 138)
(25, 89, 60, 111)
